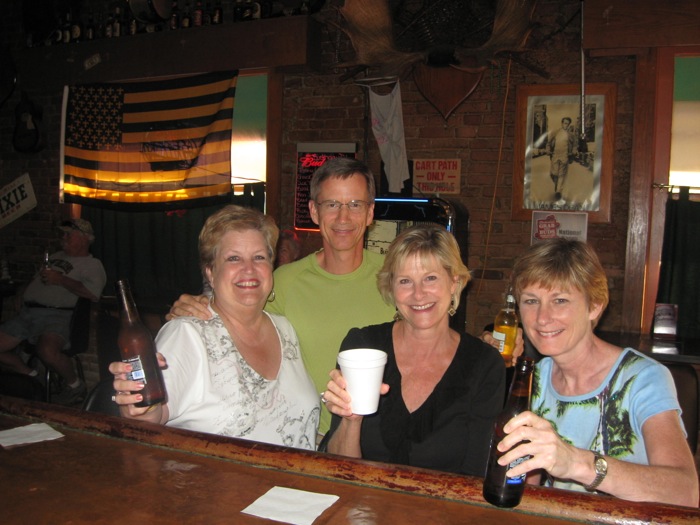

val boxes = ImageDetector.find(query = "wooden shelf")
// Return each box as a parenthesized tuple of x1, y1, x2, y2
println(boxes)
(18, 16, 321, 89)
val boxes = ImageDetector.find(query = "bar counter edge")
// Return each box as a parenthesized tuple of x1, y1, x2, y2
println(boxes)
(1, 395, 698, 524)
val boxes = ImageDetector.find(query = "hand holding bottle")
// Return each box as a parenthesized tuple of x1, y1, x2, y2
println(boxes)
(110, 352, 168, 419)
(40, 268, 62, 286)
(497, 410, 583, 485)
(481, 327, 525, 366)
(115, 279, 167, 408)
(483, 356, 534, 508)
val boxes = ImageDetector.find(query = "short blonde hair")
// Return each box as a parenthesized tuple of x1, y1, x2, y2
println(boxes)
(511, 238, 609, 324)
(377, 224, 470, 309)
(199, 205, 279, 279)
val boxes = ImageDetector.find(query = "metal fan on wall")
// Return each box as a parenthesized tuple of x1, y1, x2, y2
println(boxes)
(327, 0, 539, 119)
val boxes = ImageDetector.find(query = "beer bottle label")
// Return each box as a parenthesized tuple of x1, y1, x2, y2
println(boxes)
(492, 329, 506, 353)
(505, 455, 529, 484)
(125, 356, 148, 384)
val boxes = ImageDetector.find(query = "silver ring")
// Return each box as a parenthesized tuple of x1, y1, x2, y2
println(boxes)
(111, 395, 117, 402)
(320, 391, 327, 404)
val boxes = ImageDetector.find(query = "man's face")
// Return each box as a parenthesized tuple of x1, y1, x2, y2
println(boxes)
(60, 230, 89, 256)
(308, 174, 374, 255)
(561, 119, 571, 130)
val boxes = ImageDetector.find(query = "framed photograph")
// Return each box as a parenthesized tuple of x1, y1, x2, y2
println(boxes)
(512, 83, 616, 223)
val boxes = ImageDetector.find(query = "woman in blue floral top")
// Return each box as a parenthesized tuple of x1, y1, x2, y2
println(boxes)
(494, 238, 697, 507)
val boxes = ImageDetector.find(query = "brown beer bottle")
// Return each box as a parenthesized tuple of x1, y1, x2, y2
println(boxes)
(115, 279, 166, 407)
(483, 356, 535, 508)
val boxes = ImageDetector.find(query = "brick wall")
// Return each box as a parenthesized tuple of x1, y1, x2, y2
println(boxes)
(1, 0, 635, 371)
(278, 0, 634, 334)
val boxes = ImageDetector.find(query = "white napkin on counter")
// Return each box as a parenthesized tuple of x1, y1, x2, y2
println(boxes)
(241, 486, 339, 525)
(0, 422, 64, 448)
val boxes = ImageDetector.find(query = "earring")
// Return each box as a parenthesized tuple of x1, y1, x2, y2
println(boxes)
(448, 296, 456, 317)
(267, 289, 276, 302)
(210, 289, 215, 306)
(393, 307, 403, 321)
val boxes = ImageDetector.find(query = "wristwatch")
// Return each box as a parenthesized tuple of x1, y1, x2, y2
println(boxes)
(583, 453, 608, 491)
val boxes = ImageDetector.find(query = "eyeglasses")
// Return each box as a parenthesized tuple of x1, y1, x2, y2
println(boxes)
(315, 200, 370, 214)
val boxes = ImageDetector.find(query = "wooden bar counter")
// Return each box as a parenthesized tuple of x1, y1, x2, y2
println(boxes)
(1, 396, 698, 524)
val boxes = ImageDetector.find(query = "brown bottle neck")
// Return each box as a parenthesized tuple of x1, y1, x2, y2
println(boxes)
(504, 359, 534, 410)
(116, 280, 142, 325)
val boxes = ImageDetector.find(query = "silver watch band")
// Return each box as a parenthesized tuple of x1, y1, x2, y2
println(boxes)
(583, 453, 607, 491)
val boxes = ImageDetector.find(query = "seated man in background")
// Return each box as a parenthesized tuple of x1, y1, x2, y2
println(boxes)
(0, 218, 106, 404)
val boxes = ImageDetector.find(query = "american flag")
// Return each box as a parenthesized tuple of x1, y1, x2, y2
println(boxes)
(60, 70, 238, 210)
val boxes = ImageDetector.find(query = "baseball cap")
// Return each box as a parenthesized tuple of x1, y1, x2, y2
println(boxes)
(59, 218, 95, 241)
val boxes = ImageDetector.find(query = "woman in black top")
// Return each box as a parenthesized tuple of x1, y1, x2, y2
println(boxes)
(322, 224, 505, 476)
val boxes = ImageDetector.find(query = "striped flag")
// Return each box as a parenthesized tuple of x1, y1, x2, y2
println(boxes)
(60, 70, 238, 210)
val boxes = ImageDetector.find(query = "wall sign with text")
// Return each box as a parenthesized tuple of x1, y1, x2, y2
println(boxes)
(411, 159, 460, 195)
(530, 211, 588, 244)
(0, 173, 37, 230)
(294, 143, 356, 231)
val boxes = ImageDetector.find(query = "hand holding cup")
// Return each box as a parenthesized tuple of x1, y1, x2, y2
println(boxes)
(336, 348, 387, 415)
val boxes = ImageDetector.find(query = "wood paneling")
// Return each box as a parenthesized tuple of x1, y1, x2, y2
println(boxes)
(622, 49, 657, 333)
(584, 0, 700, 50)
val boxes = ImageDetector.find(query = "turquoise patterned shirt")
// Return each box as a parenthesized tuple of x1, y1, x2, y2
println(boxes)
(531, 348, 683, 493)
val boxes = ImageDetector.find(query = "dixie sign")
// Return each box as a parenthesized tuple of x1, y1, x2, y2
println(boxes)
(0, 173, 37, 229)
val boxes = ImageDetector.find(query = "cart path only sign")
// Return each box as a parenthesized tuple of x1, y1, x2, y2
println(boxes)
(0, 173, 37, 230)
(412, 159, 460, 195)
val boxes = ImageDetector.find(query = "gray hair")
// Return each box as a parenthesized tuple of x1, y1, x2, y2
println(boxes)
(309, 157, 376, 202)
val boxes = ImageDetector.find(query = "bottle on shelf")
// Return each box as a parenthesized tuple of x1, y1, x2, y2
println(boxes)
(127, 9, 138, 35)
(70, 9, 82, 43)
(483, 356, 535, 508)
(193, 0, 203, 26)
(115, 279, 167, 408)
(211, 0, 223, 24)
(180, 1, 192, 28)
(202, 1, 212, 25)
(169, 1, 180, 30)
(104, 9, 114, 38)
(112, 6, 123, 38)
(61, 11, 72, 44)
(492, 291, 518, 363)
(84, 11, 96, 41)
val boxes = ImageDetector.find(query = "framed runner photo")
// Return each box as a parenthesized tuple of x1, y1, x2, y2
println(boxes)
(511, 83, 616, 223)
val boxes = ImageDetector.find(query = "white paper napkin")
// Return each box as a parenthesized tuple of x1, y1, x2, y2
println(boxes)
(241, 486, 339, 525)
(0, 423, 64, 448)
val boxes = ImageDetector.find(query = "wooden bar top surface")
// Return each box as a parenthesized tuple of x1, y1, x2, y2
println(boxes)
(1, 396, 698, 524)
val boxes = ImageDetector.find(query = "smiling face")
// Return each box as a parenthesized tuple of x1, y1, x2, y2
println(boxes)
(205, 229, 274, 312)
(518, 283, 603, 359)
(392, 253, 458, 331)
(308, 174, 374, 256)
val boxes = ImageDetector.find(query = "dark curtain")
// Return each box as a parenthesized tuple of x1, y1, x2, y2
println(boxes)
(657, 187, 700, 340)
(82, 183, 265, 311)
